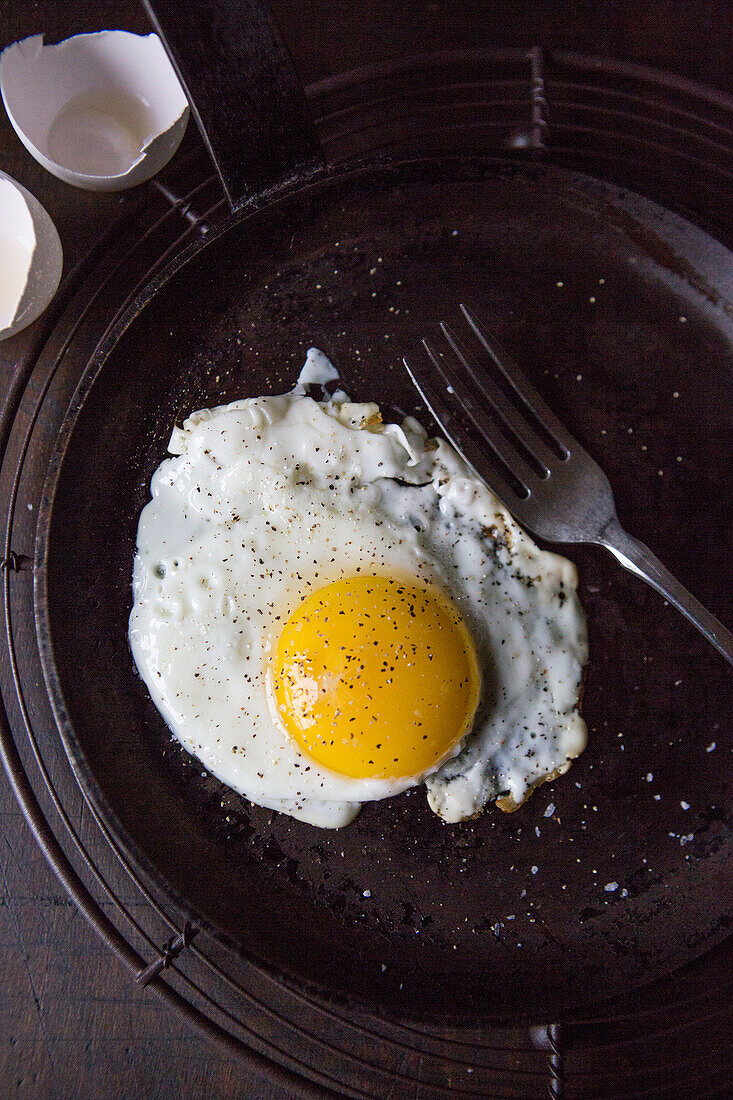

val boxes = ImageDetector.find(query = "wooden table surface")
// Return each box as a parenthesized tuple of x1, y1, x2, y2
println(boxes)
(0, 2, 730, 1098)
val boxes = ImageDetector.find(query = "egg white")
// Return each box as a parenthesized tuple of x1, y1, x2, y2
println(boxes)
(129, 351, 588, 828)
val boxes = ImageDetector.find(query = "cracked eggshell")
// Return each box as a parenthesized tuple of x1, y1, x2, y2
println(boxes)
(0, 171, 63, 341)
(0, 31, 189, 191)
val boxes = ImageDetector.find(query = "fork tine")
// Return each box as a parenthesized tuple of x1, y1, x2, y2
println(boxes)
(421, 337, 539, 493)
(439, 321, 558, 474)
(402, 356, 523, 510)
(460, 303, 577, 458)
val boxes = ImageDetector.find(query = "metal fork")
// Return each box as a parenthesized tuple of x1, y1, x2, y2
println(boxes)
(404, 303, 733, 665)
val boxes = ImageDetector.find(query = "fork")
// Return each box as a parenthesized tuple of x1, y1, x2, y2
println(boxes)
(404, 303, 733, 666)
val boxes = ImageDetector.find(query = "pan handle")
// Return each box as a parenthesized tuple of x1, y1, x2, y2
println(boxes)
(141, 0, 325, 210)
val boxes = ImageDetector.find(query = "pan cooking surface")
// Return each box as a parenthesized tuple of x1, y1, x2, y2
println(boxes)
(37, 160, 731, 1022)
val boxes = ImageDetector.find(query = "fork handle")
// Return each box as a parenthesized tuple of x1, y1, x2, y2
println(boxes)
(599, 517, 733, 666)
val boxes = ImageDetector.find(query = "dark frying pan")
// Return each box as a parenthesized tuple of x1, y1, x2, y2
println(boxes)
(35, 0, 731, 1025)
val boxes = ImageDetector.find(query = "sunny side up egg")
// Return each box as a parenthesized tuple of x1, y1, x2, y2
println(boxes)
(129, 350, 588, 828)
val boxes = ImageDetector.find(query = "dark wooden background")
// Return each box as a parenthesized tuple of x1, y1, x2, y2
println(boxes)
(1, 2, 730, 1097)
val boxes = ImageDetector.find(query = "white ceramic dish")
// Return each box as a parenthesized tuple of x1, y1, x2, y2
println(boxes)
(0, 31, 189, 191)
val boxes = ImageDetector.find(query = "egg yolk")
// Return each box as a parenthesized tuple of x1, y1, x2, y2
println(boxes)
(268, 575, 481, 780)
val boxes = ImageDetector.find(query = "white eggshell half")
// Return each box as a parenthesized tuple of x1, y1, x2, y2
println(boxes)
(0, 31, 189, 191)
(0, 171, 63, 340)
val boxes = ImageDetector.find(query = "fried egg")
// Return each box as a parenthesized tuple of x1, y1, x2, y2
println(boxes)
(129, 350, 588, 828)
